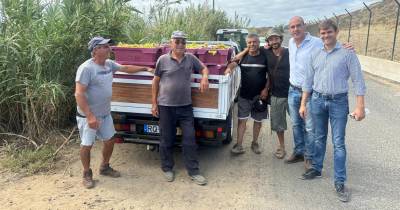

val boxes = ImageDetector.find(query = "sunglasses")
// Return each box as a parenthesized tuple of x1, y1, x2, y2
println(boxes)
(174, 39, 186, 45)
(95, 44, 110, 49)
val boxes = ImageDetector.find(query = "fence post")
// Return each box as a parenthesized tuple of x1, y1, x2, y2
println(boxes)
(333, 13, 339, 27)
(345, 9, 352, 43)
(363, 2, 372, 56)
(392, 0, 400, 61)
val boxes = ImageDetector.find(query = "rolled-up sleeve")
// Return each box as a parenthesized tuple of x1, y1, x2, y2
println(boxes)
(348, 52, 366, 96)
(302, 54, 314, 93)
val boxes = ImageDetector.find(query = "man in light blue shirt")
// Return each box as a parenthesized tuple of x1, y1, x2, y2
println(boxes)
(285, 16, 322, 169)
(299, 20, 366, 202)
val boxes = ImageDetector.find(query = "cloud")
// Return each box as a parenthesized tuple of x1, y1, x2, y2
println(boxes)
(131, 0, 382, 26)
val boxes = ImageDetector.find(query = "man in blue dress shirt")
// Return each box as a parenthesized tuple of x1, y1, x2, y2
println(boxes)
(299, 19, 366, 202)
(286, 16, 322, 169)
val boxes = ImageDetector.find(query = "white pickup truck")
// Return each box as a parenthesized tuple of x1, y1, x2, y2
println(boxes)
(110, 41, 240, 147)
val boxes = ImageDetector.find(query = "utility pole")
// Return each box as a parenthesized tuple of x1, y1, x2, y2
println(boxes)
(213, 0, 215, 12)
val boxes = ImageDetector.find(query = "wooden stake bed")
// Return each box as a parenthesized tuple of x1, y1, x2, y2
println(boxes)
(111, 68, 240, 120)
(112, 83, 219, 109)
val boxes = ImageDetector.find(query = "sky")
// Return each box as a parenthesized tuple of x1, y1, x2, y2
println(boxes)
(131, 0, 382, 27)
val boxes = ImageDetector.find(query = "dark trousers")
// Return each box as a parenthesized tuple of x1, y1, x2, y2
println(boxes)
(158, 105, 199, 176)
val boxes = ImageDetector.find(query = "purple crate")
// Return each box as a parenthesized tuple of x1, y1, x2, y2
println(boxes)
(113, 62, 154, 80)
(112, 46, 161, 66)
(197, 48, 231, 65)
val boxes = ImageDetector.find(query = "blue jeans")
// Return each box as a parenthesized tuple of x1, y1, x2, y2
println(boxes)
(288, 86, 314, 160)
(310, 92, 349, 184)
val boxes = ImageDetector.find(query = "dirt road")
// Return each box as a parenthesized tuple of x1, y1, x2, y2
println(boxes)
(1, 76, 399, 210)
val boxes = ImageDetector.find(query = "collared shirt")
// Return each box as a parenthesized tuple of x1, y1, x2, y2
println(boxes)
(288, 33, 323, 87)
(302, 42, 366, 95)
(155, 52, 204, 106)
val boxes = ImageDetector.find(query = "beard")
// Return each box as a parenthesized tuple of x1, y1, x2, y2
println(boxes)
(270, 42, 281, 49)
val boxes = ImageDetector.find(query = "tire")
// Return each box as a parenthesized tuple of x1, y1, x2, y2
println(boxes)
(222, 107, 234, 145)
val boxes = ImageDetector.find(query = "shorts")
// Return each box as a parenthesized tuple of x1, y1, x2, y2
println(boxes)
(76, 114, 116, 146)
(238, 96, 268, 122)
(270, 96, 288, 131)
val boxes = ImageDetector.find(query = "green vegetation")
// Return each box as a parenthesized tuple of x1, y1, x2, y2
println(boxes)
(1, 143, 56, 174)
(0, 0, 249, 172)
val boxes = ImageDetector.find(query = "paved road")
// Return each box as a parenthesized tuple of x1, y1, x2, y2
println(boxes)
(193, 74, 400, 209)
(1, 74, 399, 209)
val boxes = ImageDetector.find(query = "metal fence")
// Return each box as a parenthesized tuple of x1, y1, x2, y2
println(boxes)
(307, 0, 400, 62)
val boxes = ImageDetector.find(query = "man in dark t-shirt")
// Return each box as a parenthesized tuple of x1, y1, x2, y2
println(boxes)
(225, 33, 269, 155)
(264, 30, 290, 159)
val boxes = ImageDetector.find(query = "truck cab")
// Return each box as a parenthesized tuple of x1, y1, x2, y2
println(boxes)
(216, 29, 249, 52)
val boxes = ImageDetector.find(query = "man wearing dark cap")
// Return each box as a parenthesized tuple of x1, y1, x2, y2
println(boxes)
(264, 29, 290, 159)
(75, 36, 153, 189)
(152, 31, 209, 185)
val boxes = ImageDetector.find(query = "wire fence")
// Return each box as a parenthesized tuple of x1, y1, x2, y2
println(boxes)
(307, 0, 400, 62)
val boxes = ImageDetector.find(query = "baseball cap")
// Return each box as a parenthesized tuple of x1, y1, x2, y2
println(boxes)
(88, 36, 112, 51)
(266, 28, 283, 41)
(171, 31, 187, 39)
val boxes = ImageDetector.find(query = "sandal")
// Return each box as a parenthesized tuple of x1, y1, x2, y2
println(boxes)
(231, 144, 245, 155)
(274, 148, 286, 159)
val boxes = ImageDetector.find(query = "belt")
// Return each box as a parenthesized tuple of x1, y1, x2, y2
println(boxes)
(76, 112, 86, 118)
(290, 84, 302, 92)
(313, 91, 348, 100)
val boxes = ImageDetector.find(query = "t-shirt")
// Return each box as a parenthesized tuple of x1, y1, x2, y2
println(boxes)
(239, 51, 269, 100)
(75, 58, 121, 117)
(264, 47, 290, 98)
(155, 53, 204, 106)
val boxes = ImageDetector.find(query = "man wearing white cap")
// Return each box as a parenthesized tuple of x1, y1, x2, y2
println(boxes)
(152, 31, 209, 185)
(75, 36, 153, 189)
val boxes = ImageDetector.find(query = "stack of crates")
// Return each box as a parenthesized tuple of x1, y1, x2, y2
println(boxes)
(112, 44, 234, 81)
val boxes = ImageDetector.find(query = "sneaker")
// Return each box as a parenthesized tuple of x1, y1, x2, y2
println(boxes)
(300, 168, 322, 180)
(231, 144, 245, 154)
(99, 164, 121, 178)
(335, 183, 350, 202)
(190, 174, 208, 186)
(304, 159, 312, 170)
(284, 153, 304, 164)
(251, 142, 262, 154)
(163, 171, 175, 182)
(82, 169, 95, 189)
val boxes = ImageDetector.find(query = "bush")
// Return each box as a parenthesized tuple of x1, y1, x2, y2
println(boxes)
(1, 143, 56, 174)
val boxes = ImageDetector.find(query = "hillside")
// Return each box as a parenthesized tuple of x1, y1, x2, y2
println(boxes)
(308, 0, 399, 61)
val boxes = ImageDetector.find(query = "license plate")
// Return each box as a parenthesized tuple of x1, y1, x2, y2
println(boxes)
(144, 124, 160, 134)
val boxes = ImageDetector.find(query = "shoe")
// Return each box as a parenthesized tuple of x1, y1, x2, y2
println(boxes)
(163, 171, 175, 182)
(190, 174, 208, 186)
(335, 183, 350, 202)
(251, 142, 262, 154)
(284, 153, 304, 164)
(304, 159, 312, 170)
(82, 169, 95, 189)
(273, 148, 286, 159)
(300, 168, 322, 180)
(99, 164, 121, 178)
(231, 144, 245, 154)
